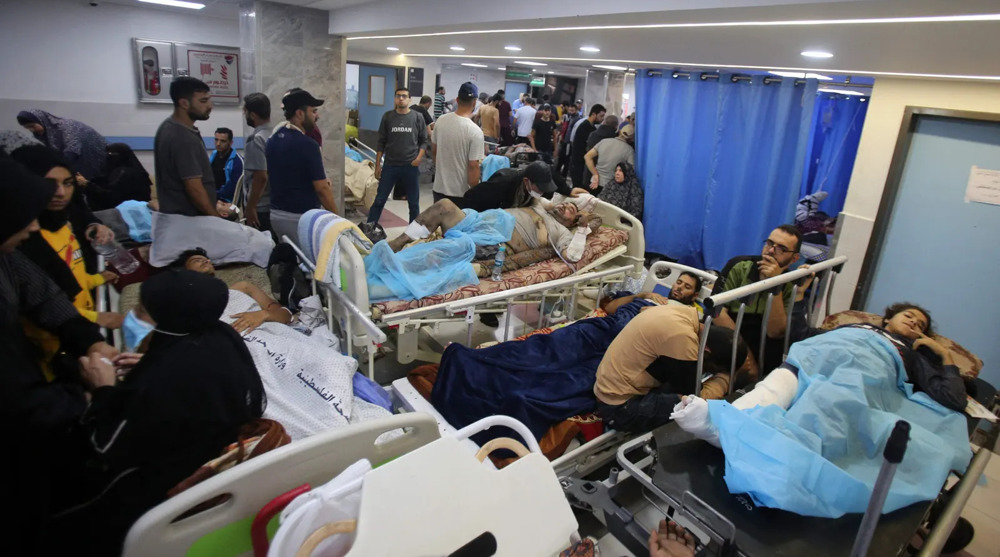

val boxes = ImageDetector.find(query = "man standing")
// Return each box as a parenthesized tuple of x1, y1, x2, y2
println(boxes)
(242, 92, 272, 233)
(529, 104, 557, 164)
(570, 104, 606, 189)
(513, 98, 537, 145)
(368, 88, 428, 225)
(154, 77, 225, 217)
(434, 86, 446, 120)
(584, 124, 635, 190)
(210, 127, 243, 205)
(410, 95, 435, 131)
(713, 225, 803, 373)
(478, 95, 500, 146)
(266, 88, 336, 244)
(432, 82, 484, 204)
(556, 103, 580, 177)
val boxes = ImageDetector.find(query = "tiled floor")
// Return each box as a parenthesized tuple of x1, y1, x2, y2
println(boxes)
(959, 446, 1000, 557)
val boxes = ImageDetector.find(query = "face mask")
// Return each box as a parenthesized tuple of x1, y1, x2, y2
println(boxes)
(123, 310, 155, 352)
(528, 189, 543, 199)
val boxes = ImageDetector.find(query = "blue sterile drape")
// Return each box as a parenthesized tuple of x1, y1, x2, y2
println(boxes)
(635, 71, 818, 269)
(798, 93, 869, 217)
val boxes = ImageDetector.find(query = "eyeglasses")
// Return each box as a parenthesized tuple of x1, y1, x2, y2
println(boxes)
(763, 239, 797, 255)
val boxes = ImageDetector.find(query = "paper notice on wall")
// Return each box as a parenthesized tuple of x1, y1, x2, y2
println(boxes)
(965, 166, 1000, 205)
(187, 49, 239, 99)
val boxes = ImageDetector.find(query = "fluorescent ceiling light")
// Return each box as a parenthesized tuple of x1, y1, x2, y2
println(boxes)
(514, 60, 547, 66)
(498, 66, 507, 70)
(504, 45, 521, 51)
(580, 46, 601, 53)
(769, 70, 833, 80)
(386, 46, 399, 51)
(138, 0, 205, 8)
(818, 88, 867, 96)
(450, 46, 465, 51)
(404, 53, 1000, 82)
(594, 64, 628, 71)
(461, 63, 488, 68)
(347, 13, 1000, 40)
(801, 50, 834, 58)
(548, 70, 555, 74)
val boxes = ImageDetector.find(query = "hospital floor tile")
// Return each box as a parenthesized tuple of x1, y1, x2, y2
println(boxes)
(960, 506, 1000, 557)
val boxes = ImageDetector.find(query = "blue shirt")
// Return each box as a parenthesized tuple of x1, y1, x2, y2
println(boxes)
(265, 126, 327, 214)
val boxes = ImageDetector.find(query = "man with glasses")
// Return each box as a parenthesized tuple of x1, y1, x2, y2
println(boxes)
(713, 224, 803, 374)
(368, 87, 429, 225)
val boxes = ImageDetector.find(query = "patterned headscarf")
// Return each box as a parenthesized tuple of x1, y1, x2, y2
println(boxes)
(16, 109, 107, 179)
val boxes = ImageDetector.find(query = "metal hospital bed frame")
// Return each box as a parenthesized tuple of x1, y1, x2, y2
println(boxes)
(560, 254, 994, 557)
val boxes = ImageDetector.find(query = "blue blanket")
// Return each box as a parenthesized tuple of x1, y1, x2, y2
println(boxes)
(431, 300, 651, 444)
(365, 209, 514, 302)
(708, 327, 972, 518)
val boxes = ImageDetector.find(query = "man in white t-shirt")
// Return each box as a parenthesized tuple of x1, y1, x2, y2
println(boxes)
(513, 98, 537, 144)
(432, 82, 485, 203)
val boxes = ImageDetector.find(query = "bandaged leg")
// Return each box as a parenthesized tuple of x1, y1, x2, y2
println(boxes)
(387, 199, 466, 252)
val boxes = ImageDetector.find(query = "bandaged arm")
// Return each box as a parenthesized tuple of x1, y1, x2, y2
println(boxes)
(561, 226, 590, 262)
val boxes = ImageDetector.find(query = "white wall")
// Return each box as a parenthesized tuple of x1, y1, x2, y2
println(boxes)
(346, 49, 441, 99)
(440, 65, 506, 105)
(831, 77, 1000, 310)
(0, 0, 244, 168)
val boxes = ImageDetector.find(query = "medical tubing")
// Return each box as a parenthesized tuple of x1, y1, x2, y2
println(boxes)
(849, 420, 910, 557)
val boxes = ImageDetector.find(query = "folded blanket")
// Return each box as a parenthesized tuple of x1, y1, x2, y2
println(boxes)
(708, 327, 972, 518)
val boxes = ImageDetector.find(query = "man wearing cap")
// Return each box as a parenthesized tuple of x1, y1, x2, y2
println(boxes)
(584, 124, 635, 190)
(431, 81, 484, 204)
(266, 88, 337, 244)
(461, 160, 569, 212)
(530, 104, 558, 164)
(369, 87, 429, 225)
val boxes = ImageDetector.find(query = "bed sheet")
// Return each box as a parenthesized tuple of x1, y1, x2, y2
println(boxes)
(372, 227, 628, 316)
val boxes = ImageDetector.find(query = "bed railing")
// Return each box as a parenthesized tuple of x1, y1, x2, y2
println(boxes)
(695, 255, 848, 396)
(349, 138, 378, 164)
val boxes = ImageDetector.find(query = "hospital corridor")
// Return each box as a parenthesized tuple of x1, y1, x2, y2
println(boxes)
(1, 0, 999, 555)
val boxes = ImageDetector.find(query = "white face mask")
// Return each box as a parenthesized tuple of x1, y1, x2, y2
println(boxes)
(528, 189, 543, 199)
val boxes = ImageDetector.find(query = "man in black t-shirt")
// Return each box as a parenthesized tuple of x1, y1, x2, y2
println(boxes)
(530, 104, 557, 164)
(410, 95, 435, 131)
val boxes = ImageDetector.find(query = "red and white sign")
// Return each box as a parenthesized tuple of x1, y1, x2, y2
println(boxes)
(187, 49, 239, 99)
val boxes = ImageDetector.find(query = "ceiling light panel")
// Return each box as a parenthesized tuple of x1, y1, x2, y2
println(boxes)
(514, 60, 547, 66)
(138, 0, 205, 8)
(450, 46, 465, 51)
(504, 45, 521, 51)
(580, 46, 601, 52)
(801, 50, 834, 58)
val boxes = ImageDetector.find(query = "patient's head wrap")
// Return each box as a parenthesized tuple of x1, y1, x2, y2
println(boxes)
(141, 270, 229, 334)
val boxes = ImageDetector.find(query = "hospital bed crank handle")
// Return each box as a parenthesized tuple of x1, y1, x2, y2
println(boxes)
(849, 420, 911, 557)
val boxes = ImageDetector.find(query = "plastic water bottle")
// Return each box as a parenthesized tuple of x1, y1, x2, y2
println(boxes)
(93, 238, 140, 275)
(491, 245, 506, 281)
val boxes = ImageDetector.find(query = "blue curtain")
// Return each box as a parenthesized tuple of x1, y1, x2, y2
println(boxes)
(635, 72, 817, 270)
(799, 94, 869, 217)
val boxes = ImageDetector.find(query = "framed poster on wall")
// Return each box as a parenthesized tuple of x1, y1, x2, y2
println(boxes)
(369, 75, 386, 105)
(132, 39, 241, 104)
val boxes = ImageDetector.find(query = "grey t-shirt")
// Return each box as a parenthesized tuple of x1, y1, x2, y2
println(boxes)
(244, 123, 272, 211)
(433, 112, 484, 198)
(154, 117, 216, 216)
(593, 138, 635, 186)
(377, 110, 428, 166)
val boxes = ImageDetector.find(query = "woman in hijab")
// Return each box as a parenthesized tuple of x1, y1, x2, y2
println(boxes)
(57, 270, 266, 554)
(17, 109, 108, 179)
(80, 142, 153, 210)
(598, 161, 644, 220)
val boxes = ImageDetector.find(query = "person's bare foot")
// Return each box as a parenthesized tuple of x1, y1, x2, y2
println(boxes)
(648, 520, 697, 557)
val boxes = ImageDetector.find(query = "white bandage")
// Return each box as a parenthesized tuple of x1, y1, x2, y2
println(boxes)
(671, 396, 720, 448)
(732, 366, 799, 411)
(403, 221, 430, 240)
(563, 227, 590, 262)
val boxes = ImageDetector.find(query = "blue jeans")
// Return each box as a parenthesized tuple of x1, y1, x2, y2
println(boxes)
(368, 164, 420, 224)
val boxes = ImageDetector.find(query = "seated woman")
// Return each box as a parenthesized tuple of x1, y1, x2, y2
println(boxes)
(597, 161, 643, 220)
(77, 142, 153, 211)
(11, 145, 121, 376)
(671, 300, 973, 518)
(62, 271, 265, 554)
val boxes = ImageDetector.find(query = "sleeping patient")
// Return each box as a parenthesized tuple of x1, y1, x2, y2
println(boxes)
(121, 250, 393, 440)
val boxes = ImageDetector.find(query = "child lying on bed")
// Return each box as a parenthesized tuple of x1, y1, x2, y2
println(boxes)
(670, 300, 973, 518)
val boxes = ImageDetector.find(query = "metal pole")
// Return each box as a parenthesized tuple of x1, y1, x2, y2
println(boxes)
(465, 306, 476, 346)
(783, 284, 798, 359)
(695, 314, 713, 397)
(757, 292, 774, 372)
(503, 297, 513, 341)
(850, 421, 910, 557)
(729, 304, 746, 395)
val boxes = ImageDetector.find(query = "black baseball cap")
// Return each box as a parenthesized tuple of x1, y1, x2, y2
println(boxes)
(523, 161, 556, 194)
(458, 82, 479, 101)
(282, 88, 324, 112)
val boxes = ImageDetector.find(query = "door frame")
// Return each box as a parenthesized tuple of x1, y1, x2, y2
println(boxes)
(852, 106, 1000, 308)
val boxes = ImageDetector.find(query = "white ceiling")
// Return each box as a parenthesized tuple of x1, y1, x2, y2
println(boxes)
(337, 0, 1000, 81)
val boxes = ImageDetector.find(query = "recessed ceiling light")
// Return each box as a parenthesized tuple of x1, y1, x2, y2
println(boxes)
(580, 46, 601, 53)
(801, 50, 834, 58)
(461, 63, 488, 68)
(514, 60, 547, 66)
(818, 88, 866, 96)
(594, 64, 628, 71)
(386, 46, 399, 51)
(450, 46, 465, 51)
(504, 46, 521, 51)
(498, 66, 507, 70)
(769, 70, 833, 80)
(138, 0, 205, 8)
(547, 70, 554, 74)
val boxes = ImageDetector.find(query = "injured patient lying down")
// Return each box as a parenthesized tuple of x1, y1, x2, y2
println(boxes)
(671, 301, 973, 518)
(366, 194, 602, 302)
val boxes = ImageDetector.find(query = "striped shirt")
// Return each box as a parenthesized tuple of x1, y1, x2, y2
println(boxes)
(434, 93, 446, 119)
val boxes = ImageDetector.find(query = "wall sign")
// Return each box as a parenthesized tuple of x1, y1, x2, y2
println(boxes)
(133, 38, 241, 105)
(187, 49, 240, 100)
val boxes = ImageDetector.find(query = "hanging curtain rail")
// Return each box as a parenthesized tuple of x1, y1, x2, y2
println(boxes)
(661, 71, 874, 89)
